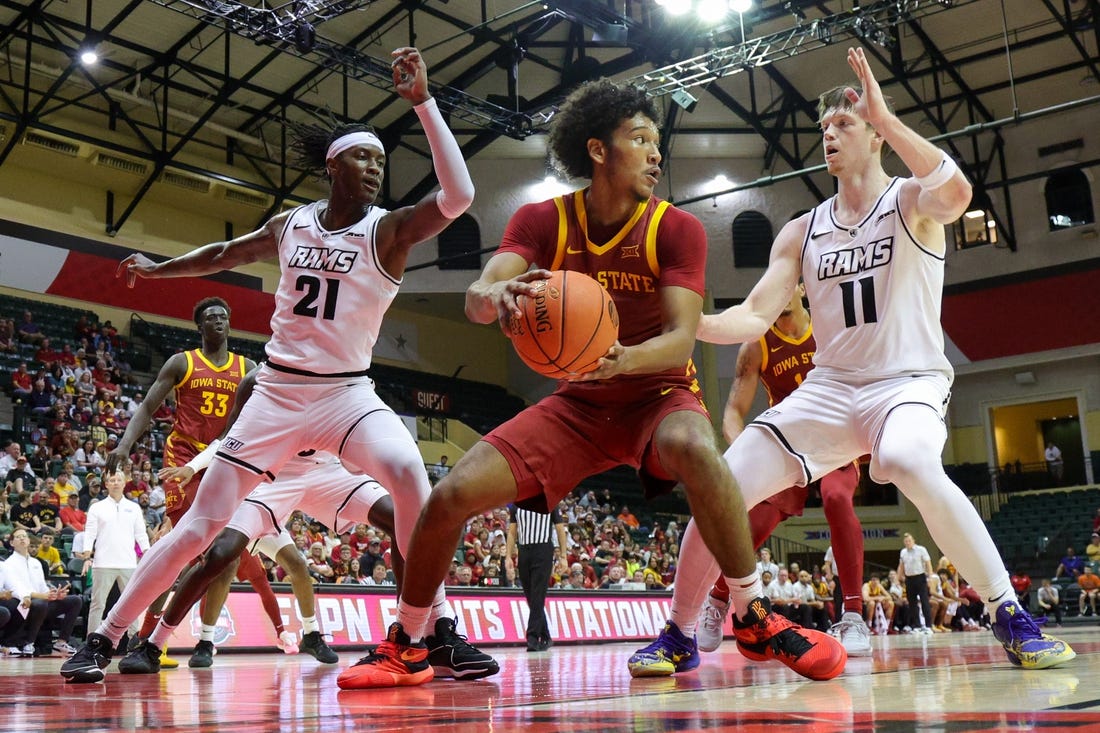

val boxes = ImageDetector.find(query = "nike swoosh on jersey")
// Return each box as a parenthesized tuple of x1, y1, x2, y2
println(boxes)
(770, 346, 784, 352)
(810, 231, 829, 239)
(659, 387, 674, 396)
(293, 223, 310, 229)
(566, 245, 585, 254)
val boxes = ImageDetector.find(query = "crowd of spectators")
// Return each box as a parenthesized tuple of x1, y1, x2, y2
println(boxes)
(440, 489, 682, 592)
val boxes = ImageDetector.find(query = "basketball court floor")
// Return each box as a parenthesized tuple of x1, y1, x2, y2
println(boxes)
(1, 624, 1097, 732)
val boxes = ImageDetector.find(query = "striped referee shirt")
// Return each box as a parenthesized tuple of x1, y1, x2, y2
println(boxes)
(510, 505, 561, 546)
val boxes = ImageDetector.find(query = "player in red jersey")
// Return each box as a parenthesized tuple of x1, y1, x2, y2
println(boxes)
(691, 283, 869, 660)
(339, 78, 845, 689)
(105, 298, 298, 664)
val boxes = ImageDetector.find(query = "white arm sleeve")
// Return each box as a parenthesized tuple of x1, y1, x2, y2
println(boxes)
(185, 438, 221, 473)
(414, 97, 474, 219)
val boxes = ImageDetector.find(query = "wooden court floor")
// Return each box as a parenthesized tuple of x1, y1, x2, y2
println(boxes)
(2, 624, 1098, 732)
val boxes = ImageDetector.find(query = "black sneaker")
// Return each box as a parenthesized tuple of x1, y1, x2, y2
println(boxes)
(189, 640, 215, 668)
(118, 640, 162, 675)
(60, 632, 114, 683)
(300, 631, 339, 664)
(424, 617, 500, 680)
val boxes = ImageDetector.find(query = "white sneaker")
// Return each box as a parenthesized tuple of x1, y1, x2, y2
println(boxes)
(19, 643, 35, 656)
(827, 611, 872, 657)
(696, 595, 729, 653)
(919, 626, 934, 635)
(277, 630, 299, 655)
(53, 639, 78, 656)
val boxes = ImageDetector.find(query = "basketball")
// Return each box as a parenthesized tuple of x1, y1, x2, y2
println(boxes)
(506, 270, 619, 378)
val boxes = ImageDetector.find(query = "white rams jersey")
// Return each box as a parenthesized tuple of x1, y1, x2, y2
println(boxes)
(800, 178, 953, 380)
(265, 201, 399, 375)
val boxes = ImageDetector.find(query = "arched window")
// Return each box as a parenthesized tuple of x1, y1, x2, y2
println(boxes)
(1045, 168, 1094, 231)
(731, 210, 773, 269)
(954, 190, 1000, 249)
(437, 214, 482, 270)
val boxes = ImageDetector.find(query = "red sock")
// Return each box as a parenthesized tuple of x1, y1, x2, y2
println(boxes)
(239, 551, 284, 633)
(139, 612, 160, 639)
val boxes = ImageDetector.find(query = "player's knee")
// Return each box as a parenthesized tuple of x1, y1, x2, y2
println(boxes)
(419, 483, 470, 528)
(367, 497, 396, 538)
(207, 540, 242, 575)
(874, 436, 939, 487)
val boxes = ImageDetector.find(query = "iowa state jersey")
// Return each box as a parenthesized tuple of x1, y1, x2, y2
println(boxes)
(171, 349, 248, 444)
(499, 190, 706, 357)
(265, 201, 398, 375)
(759, 325, 815, 407)
(800, 178, 952, 380)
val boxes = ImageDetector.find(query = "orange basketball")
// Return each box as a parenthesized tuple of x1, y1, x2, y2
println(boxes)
(506, 270, 619, 378)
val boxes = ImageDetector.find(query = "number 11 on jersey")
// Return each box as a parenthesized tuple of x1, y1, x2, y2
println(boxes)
(839, 275, 878, 328)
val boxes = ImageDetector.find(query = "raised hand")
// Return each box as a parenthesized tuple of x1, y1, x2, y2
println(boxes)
(845, 46, 891, 128)
(391, 47, 430, 105)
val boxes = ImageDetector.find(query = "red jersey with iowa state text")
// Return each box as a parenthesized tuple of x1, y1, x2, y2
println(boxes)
(759, 325, 816, 407)
(498, 190, 707, 380)
(170, 349, 248, 445)
(163, 349, 248, 517)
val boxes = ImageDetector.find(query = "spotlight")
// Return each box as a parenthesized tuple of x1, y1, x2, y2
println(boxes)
(729, 0, 754, 12)
(671, 88, 699, 113)
(79, 48, 98, 65)
(658, 0, 692, 17)
(697, 0, 729, 23)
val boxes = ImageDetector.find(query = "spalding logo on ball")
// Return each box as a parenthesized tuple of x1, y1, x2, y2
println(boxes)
(506, 270, 619, 378)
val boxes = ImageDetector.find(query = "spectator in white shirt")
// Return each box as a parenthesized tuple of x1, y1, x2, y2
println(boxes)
(77, 470, 150, 638)
(0, 563, 19, 650)
(755, 547, 780, 579)
(2, 528, 82, 655)
(760, 570, 781, 603)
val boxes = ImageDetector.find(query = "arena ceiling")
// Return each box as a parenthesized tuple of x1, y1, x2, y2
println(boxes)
(0, 0, 1098, 241)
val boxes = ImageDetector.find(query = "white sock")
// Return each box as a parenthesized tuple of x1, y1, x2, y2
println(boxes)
(396, 600, 432, 644)
(726, 572, 763, 620)
(301, 616, 319, 635)
(148, 619, 177, 649)
(200, 624, 216, 643)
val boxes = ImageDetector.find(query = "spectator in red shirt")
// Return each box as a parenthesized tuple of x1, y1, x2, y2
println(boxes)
(60, 494, 87, 533)
(1010, 570, 1032, 610)
(34, 338, 62, 366)
(10, 362, 33, 398)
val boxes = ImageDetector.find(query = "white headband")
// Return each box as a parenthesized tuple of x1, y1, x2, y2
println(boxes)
(326, 131, 384, 161)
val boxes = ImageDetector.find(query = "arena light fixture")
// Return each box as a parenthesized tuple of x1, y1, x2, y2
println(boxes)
(728, 0, 753, 12)
(658, 0, 693, 17)
(696, 0, 729, 23)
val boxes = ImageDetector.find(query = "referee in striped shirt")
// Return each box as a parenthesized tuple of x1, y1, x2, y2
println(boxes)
(506, 504, 568, 651)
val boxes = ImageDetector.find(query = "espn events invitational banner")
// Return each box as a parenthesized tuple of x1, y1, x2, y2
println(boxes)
(164, 586, 687, 651)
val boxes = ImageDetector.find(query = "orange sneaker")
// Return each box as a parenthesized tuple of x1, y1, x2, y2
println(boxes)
(337, 622, 434, 690)
(733, 597, 847, 680)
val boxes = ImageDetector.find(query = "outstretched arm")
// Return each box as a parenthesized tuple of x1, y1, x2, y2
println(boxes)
(377, 47, 475, 253)
(116, 218, 283, 287)
(697, 220, 804, 345)
(845, 46, 971, 226)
